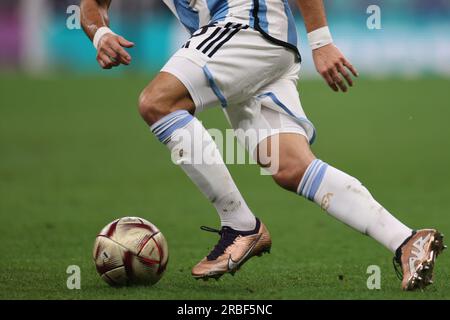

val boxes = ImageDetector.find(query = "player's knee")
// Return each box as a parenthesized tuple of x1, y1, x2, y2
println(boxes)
(272, 160, 312, 192)
(138, 90, 171, 125)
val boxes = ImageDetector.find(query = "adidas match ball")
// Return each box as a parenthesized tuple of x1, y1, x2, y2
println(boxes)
(93, 217, 168, 286)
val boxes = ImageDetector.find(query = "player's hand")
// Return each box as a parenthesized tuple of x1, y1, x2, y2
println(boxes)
(96, 34, 135, 69)
(312, 44, 358, 92)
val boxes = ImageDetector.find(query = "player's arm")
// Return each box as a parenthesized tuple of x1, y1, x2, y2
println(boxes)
(296, 0, 358, 92)
(80, 0, 134, 69)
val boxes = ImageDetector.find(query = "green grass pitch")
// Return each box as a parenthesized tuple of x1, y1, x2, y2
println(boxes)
(1, 75, 449, 299)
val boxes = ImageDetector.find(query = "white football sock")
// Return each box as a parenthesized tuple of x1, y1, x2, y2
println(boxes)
(151, 110, 256, 231)
(298, 159, 413, 253)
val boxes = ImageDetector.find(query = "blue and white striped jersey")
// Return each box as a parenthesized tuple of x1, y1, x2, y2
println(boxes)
(163, 0, 299, 56)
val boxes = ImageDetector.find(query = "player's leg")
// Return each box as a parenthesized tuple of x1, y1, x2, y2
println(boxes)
(258, 132, 413, 252)
(238, 71, 414, 253)
(259, 131, 445, 290)
(247, 75, 445, 290)
(138, 35, 275, 279)
(153, 23, 290, 279)
(228, 94, 414, 253)
(138, 71, 256, 232)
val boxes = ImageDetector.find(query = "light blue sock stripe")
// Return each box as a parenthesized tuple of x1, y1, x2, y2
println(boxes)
(298, 160, 320, 195)
(297, 159, 321, 195)
(151, 110, 190, 132)
(302, 160, 323, 197)
(307, 163, 328, 201)
(153, 115, 184, 136)
(153, 114, 188, 137)
(150, 110, 194, 144)
(157, 115, 193, 143)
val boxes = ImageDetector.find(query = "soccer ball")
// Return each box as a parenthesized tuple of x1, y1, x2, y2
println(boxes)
(93, 217, 168, 286)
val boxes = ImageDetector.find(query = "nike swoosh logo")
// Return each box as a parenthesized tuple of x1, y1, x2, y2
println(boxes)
(227, 235, 262, 271)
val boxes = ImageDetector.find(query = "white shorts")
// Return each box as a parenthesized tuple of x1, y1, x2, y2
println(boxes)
(161, 22, 315, 155)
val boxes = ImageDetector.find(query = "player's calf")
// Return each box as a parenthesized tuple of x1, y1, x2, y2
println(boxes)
(140, 71, 257, 236)
(257, 133, 315, 192)
(257, 132, 414, 254)
(271, 161, 311, 192)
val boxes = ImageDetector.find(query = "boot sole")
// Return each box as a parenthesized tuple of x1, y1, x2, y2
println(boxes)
(406, 231, 446, 290)
(193, 245, 271, 281)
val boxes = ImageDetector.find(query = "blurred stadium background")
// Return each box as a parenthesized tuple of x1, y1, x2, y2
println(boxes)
(1, 0, 449, 77)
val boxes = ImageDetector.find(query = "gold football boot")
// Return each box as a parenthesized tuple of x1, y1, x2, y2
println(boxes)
(393, 229, 446, 290)
(192, 218, 272, 280)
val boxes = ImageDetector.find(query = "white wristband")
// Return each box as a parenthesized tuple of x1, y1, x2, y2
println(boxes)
(307, 26, 333, 50)
(93, 26, 115, 50)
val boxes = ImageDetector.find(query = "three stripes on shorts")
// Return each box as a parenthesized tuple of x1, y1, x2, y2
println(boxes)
(182, 22, 249, 58)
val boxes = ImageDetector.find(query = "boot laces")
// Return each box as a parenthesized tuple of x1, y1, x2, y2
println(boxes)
(200, 226, 240, 261)
(392, 256, 403, 280)
(392, 231, 417, 281)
